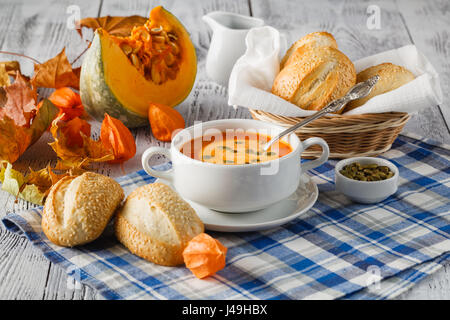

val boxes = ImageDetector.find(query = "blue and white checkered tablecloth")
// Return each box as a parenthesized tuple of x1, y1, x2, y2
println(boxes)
(2, 133, 450, 300)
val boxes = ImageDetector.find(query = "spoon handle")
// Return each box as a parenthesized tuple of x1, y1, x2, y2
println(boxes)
(263, 97, 349, 151)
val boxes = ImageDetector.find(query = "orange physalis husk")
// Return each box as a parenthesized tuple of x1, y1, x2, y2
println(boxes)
(100, 113, 136, 164)
(48, 87, 85, 121)
(61, 117, 91, 148)
(148, 102, 185, 142)
(183, 233, 227, 279)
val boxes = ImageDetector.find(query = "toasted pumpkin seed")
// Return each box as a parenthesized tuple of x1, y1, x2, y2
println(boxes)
(166, 68, 177, 80)
(340, 162, 395, 182)
(164, 52, 175, 66)
(161, 30, 170, 42)
(153, 35, 166, 43)
(138, 29, 150, 41)
(150, 26, 163, 34)
(120, 43, 133, 55)
(130, 54, 141, 68)
(159, 67, 167, 83)
(168, 33, 178, 41)
(151, 63, 161, 84)
(169, 41, 180, 55)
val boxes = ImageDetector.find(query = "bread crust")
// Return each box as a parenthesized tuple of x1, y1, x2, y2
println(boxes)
(344, 63, 415, 112)
(272, 46, 356, 112)
(114, 183, 204, 267)
(42, 172, 124, 247)
(280, 31, 338, 69)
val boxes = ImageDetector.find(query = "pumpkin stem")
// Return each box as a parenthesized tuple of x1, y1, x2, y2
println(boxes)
(0, 51, 41, 64)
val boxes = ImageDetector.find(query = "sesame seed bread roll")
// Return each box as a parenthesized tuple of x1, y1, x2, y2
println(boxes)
(344, 63, 415, 112)
(42, 172, 124, 247)
(280, 31, 338, 69)
(114, 183, 204, 267)
(272, 46, 356, 112)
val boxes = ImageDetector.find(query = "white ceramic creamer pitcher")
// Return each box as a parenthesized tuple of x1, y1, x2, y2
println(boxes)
(203, 11, 264, 87)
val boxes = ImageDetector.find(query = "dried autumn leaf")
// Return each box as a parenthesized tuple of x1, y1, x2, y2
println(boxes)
(0, 72, 37, 126)
(0, 161, 72, 205)
(20, 184, 46, 205)
(0, 61, 20, 86)
(47, 164, 70, 185)
(0, 99, 58, 163)
(0, 61, 20, 75)
(0, 117, 32, 163)
(76, 15, 147, 37)
(29, 99, 59, 144)
(48, 87, 85, 121)
(72, 66, 81, 80)
(49, 114, 114, 169)
(100, 113, 136, 163)
(0, 161, 45, 205)
(0, 64, 10, 87)
(0, 161, 25, 197)
(183, 233, 227, 279)
(32, 48, 80, 90)
(26, 166, 53, 192)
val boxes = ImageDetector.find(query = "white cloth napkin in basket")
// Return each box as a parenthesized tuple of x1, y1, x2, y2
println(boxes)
(228, 26, 443, 117)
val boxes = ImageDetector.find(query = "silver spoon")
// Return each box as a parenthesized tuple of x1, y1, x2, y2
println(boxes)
(262, 75, 380, 151)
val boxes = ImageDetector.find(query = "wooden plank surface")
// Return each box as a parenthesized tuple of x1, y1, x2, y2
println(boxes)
(251, 0, 450, 300)
(396, 0, 450, 145)
(0, 0, 102, 300)
(0, 0, 449, 300)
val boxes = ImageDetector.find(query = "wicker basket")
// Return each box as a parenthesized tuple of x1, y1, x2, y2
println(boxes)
(250, 110, 411, 159)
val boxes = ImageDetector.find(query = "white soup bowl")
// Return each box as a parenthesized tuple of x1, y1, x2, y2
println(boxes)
(142, 119, 329, 212)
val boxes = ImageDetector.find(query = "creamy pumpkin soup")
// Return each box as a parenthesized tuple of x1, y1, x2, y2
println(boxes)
(180, 131, 292, 165)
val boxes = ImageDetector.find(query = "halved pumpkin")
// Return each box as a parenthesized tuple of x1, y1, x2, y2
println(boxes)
(80, 6, 197, 128)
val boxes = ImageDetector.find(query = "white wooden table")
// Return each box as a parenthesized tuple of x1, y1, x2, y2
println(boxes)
(0, 0, 449, 300)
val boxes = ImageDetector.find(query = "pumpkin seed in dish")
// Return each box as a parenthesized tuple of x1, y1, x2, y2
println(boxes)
(339, 162, 395, 181)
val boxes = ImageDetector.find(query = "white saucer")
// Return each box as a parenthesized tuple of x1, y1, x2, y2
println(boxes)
(155, 174, 318, 232)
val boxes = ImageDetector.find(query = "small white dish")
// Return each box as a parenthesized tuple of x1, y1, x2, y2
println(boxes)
(335, 157, 399, 204)
(156, 174, 318, 232)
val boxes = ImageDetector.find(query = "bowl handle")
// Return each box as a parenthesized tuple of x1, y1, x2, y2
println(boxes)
(300, 137, 330, 173)
(141, 147, 174, 183)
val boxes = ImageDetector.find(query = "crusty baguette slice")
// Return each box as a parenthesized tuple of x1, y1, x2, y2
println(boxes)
(272, 46, 356, 112)
(42, 172, 124, 247)
(114, 183, 204, 267)
(280, 31, 338, 69)
(344, 63, 415, 112)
